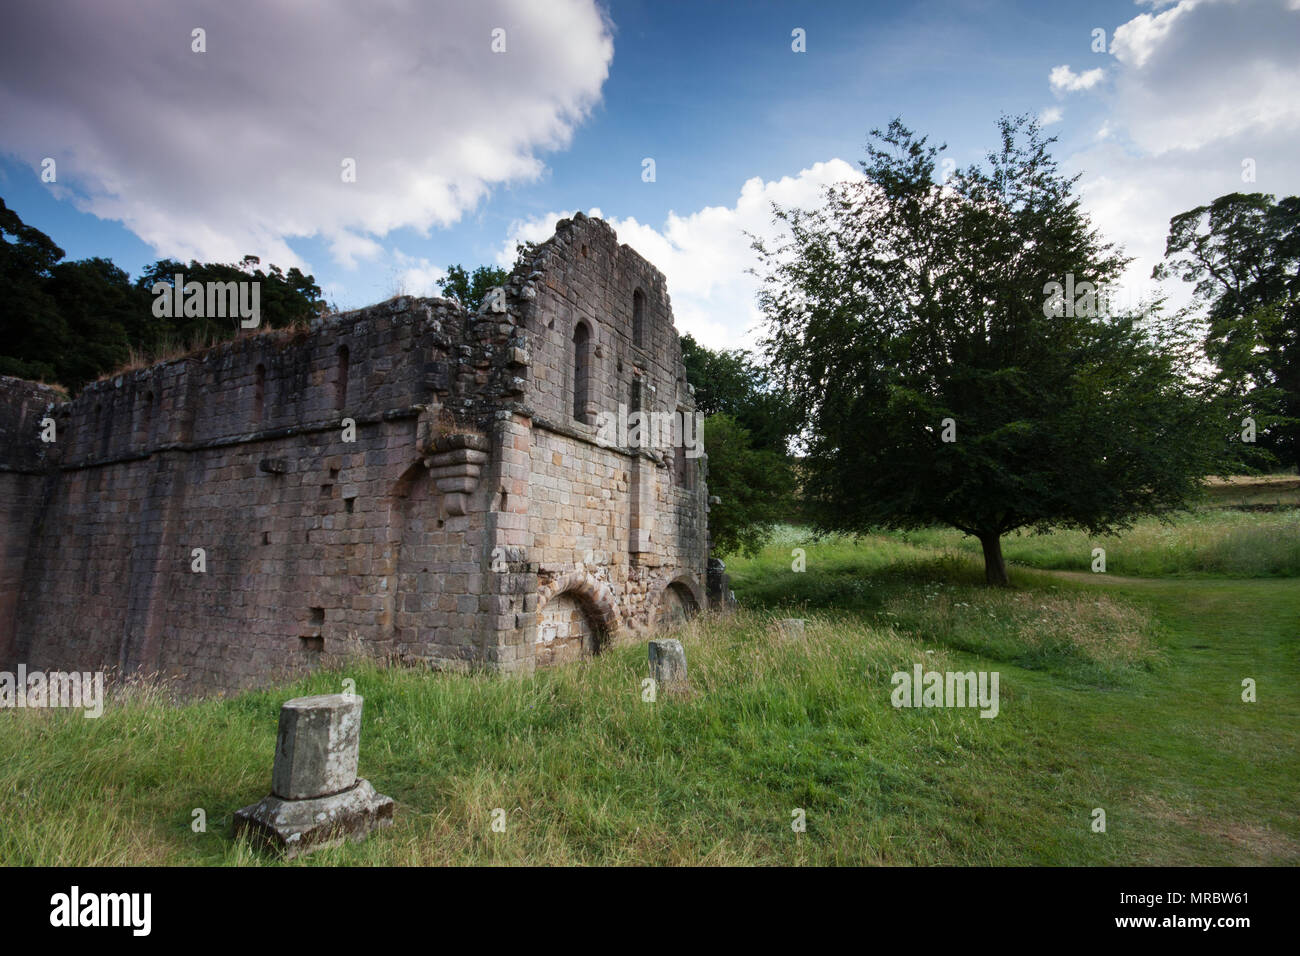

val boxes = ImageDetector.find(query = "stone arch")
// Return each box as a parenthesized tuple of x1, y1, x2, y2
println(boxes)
(535, 571, 619, 666)
(655, 574, 703, 631)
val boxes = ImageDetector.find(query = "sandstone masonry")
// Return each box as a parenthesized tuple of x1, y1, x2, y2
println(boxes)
(0, 214, 711, 695)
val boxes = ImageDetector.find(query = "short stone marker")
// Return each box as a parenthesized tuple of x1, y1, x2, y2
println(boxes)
(648, 638, 689, 694)
(775, 618, 807, 640)
(234, 693, 393, 858)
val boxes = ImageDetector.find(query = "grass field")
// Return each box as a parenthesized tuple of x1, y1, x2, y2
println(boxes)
(1, 510, 1296, 865)
(883, 509, 1300, 577)
(1204, 473, 1300, 509)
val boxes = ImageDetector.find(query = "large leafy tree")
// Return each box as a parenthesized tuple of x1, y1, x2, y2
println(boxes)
(0, 197, 69, 383)
(436, 243, 540, 313)
(1154, 192, 1299, 470)
(47, 257, 145, 388)
(756, 116, 1222, 586)
(135, 257, 324, 350)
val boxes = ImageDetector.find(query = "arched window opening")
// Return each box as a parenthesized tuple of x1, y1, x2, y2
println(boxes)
(253, 365, 265, 425)
(632, 288, 646, 347)
(675, 445, 694, 490)
(335, 346, 349, 411)
(572, 322, 592, 423)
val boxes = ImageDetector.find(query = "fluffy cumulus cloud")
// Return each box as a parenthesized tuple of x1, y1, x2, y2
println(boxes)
(1049, 65, 1106, 94)
(1061, 0, 1300, 304)
(496, 160, 863, 352)
(391, 252, 447, 300)
(0, 0, 613, 270)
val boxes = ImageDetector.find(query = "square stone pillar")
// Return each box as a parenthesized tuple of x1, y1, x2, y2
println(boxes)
(234, 693, 393, 858)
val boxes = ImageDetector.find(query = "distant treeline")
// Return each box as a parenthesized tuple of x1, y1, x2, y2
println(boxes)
(0, 197, 326, 393)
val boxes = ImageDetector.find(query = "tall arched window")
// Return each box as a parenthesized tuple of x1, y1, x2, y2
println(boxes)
(141, 390, 154, 448)
(572, 322, 591, 423)
(335, 346, 349, 411)
(253, 365, 265, 425)
(632, 288, 646, 347)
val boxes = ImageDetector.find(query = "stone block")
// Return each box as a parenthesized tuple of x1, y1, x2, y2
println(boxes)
(648, 638, 689, 694)
(774, 618, 807, 640)
(235, 778, 394, 860)
(271, 693, 362, 800)
(234, 693, 393, 859)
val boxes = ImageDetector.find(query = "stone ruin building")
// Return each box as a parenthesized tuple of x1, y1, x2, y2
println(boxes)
(0, 213, 716, 695)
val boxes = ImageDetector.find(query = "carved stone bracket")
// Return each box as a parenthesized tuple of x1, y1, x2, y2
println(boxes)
(424, 432, 490, 516)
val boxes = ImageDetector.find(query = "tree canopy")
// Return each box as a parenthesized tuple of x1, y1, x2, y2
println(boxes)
(679, 334, 799, 454)
(436, 264, 509, 313)
(756, 116, 1223, 585)
(0, 197, 327, 392)
(1155, 192, 1299, 470)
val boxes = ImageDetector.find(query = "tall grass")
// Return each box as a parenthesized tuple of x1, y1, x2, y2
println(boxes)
(4, 509, 1296, 866)
(0, 605, 1152, 866)
(883, 510, 1300, 577)
(744, 510, 1300, 579)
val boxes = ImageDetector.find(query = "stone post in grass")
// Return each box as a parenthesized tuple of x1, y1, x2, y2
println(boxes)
(775, 618, 807, 640)
(648, 638, 689, 695)
(234, 693, 393, 858)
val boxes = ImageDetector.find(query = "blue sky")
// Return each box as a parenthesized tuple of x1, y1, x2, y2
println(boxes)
(2, 0, 1297, 347)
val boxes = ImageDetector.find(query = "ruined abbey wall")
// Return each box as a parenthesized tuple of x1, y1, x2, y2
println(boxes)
(0, 214, 710, 695)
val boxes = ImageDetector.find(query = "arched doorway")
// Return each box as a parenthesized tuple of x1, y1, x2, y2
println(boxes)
(535, 590, 602, 667)
(658, 578, 701, 631)
(534, 572, 619, 667)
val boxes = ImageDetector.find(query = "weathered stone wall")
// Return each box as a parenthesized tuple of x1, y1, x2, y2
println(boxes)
(0, 376, 65, 663)
(0, 215, 709, 695)
(508, 213, 708, 644)
(7, 302, 468, 692)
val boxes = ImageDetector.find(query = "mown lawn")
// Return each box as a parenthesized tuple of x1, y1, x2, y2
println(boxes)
(2, 511, 1296, 865)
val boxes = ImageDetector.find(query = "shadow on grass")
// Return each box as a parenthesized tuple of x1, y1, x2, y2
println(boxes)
(732, 545, 1162, 688)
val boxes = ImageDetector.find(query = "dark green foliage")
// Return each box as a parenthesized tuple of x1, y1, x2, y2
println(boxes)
(756, 117, 1223, 585)
(1155, 192, 1300, 471)
(134, 257, 323, 348)
(679, 333, 799, 454)
(0, 198, 325, 392)
(0, 197, 70, 384)
(436, 264, 508, 313)
(699, 413, 795, 557)
(676, 334, 799, 556)
(436, 243, 539, 313)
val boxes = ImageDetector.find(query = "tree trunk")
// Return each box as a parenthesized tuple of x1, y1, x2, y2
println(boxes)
(978, 531, 1009, 587)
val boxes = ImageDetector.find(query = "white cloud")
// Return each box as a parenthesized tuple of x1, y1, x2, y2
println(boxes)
(497, 160, 863, 352)
(391, 252, 447, 299)
(1049, 65, 1106, 94)
(1107, 0, 1300, 154)
(0, 0, 613, 271)
(1060, 0, 1300, 309)
(1109, 0, 1198, 69)
(1038, 106, 1064, 126)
